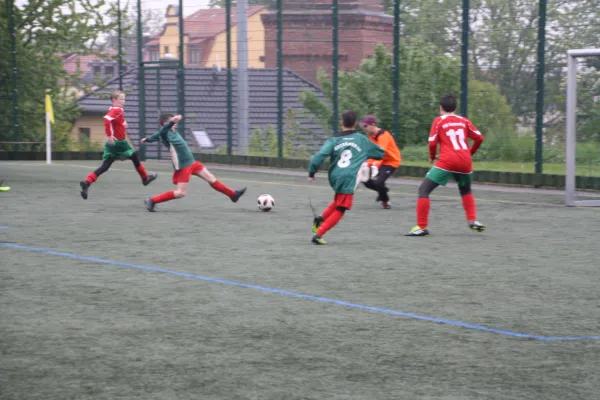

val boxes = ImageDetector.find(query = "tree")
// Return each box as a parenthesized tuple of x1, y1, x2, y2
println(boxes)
(300, 43, 459, 147)
(0, 0, 118, 147)
(105, 3, 164, 57)
(299, 44, 516, 149)
(390, 0, 600, 124)
(550, 67, 600, 142)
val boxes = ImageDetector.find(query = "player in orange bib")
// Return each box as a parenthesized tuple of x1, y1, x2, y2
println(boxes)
(359, 115, 401, 209)
(406, 94, 486, 236)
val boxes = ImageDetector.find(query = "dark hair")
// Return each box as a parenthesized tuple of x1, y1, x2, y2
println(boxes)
(342, 110, 357, 128)
(440, 94, 457, 113)
(160, 113, 174, 126)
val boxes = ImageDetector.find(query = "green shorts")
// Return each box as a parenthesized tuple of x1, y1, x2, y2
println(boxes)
(426, 166, 472, 187)
(102, 139, 135, 160)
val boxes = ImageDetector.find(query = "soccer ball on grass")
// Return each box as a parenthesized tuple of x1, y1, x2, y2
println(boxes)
(257, 194, 275, 212)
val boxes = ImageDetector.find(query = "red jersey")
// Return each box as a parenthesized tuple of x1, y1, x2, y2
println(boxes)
(428, 114, 483, 173)
(103, 107, 127, 140)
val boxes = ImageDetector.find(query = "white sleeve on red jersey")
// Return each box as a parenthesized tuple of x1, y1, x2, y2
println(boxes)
(103, 108, 123, 137)
(104, 107, 123, 121)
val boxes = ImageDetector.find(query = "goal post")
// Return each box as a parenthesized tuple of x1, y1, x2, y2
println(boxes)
(565, 48, 600, 207)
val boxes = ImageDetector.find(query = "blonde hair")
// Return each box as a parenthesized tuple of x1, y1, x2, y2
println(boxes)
(111, 90, 124, 100)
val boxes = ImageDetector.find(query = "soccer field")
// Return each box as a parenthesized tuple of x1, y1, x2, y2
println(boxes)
(1, 160, 599, 400)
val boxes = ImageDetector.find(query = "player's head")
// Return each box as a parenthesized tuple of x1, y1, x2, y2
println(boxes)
(111, 90, 125, 107)
(340, 110, 357, 129)
(160, 113, 175, 126)
(359, 115, 378, 135)
(439, 94, 457, 114)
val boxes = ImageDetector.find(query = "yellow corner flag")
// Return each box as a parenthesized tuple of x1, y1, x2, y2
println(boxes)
(45, 93, 54, 124)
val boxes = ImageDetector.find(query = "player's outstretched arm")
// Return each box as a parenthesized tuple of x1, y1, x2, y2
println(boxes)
(143, 121, 175, 143)
(308, 139, 334, 180)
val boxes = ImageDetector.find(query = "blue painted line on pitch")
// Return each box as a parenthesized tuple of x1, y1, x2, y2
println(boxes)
(2, 241, 599, 342)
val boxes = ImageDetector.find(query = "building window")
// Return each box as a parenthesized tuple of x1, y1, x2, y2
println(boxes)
(150, 50, 159, 61)
(164, 46, 169, 55)
(79, 128, 91, 142)
(105, 66, 115, 76)
(92, 66, 101, 75)
(190, 49, 201, 64)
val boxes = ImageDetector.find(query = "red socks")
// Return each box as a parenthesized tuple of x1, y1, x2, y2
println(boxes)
(136, 165, 148, 180)
(415, 194, 476, 229)
(151, 190, 176, 204)
(211, 180, 235, 198)
(317, 209, 344, 237)
(461, 193, 477, 222)
(85, 173, 97, 185)
(321, 202, 337, 220)
(416, 197, 430, 229)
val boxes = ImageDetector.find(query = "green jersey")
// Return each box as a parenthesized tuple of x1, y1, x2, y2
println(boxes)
(308, 130, 385, 194)
(145, 121, 195, 171)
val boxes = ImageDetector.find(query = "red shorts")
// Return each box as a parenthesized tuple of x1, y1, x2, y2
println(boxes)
(334, 193, 353, 210)
(172, 161, 205, 184)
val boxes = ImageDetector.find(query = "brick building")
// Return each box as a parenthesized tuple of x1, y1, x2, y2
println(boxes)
(261, 0, 394, 83)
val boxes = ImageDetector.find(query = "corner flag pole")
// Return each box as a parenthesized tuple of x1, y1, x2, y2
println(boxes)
(45, 90, 54, 164)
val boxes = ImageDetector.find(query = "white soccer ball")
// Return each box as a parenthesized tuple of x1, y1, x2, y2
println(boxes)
(257, 194, 275, 212)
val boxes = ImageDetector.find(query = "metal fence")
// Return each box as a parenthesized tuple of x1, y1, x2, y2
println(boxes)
(2, 0, 599, 176)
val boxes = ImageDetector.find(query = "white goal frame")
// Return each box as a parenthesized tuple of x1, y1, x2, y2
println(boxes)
(565, 48, 600, 207)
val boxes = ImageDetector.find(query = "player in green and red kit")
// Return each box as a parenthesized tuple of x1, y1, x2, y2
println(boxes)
(308, 110, 385, 245)
(141, 114, 246, 211)
(406, 94, 486, 236)
(79, 90, 157, 199)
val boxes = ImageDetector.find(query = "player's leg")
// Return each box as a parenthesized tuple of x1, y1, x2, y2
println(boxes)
(80, 157, 115, 200)
(312, 201, 337, 233)
(456, 175, 486, 232)
(145, 166, 191, 211)
(129, 151, 157, 186)
(145, 182, 187, 212)
(373, 165, 395, 208)
(312, 194, 352, 244)
(194, 163, 246, 202)
(405, 170, 443, 236)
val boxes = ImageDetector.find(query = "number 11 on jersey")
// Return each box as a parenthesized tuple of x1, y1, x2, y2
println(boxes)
(446, 129, 468, 151)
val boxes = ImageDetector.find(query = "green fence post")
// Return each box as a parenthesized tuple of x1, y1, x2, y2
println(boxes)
(117, 0, 123, 91)
(9, 0, 18, 149)
(276, 0, 283, 159)
(392, 0, 400, 142)
(535, 0, 547, 175)
(157, 68, 161, 159)
(460, 0, 469, 116)
(226, 0, 233, 155)
(177, 0, 185, 139)
(137, 0, 146, 160)
(331, 0, 339, 134)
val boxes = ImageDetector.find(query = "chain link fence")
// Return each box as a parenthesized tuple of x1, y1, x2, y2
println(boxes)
(2, 0, 599, 175)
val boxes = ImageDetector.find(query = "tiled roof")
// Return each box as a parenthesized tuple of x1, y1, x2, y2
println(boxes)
(146, 6, 267, 46)
(63, 51, 117, 76)
(76, 67, 327, 157)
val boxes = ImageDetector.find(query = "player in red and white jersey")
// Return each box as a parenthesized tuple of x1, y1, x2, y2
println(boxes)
(406, 94, 486, 236)
(79, 90, 157, 200)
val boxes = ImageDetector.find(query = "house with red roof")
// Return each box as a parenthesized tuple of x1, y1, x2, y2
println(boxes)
(145, 5, 268, 68)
